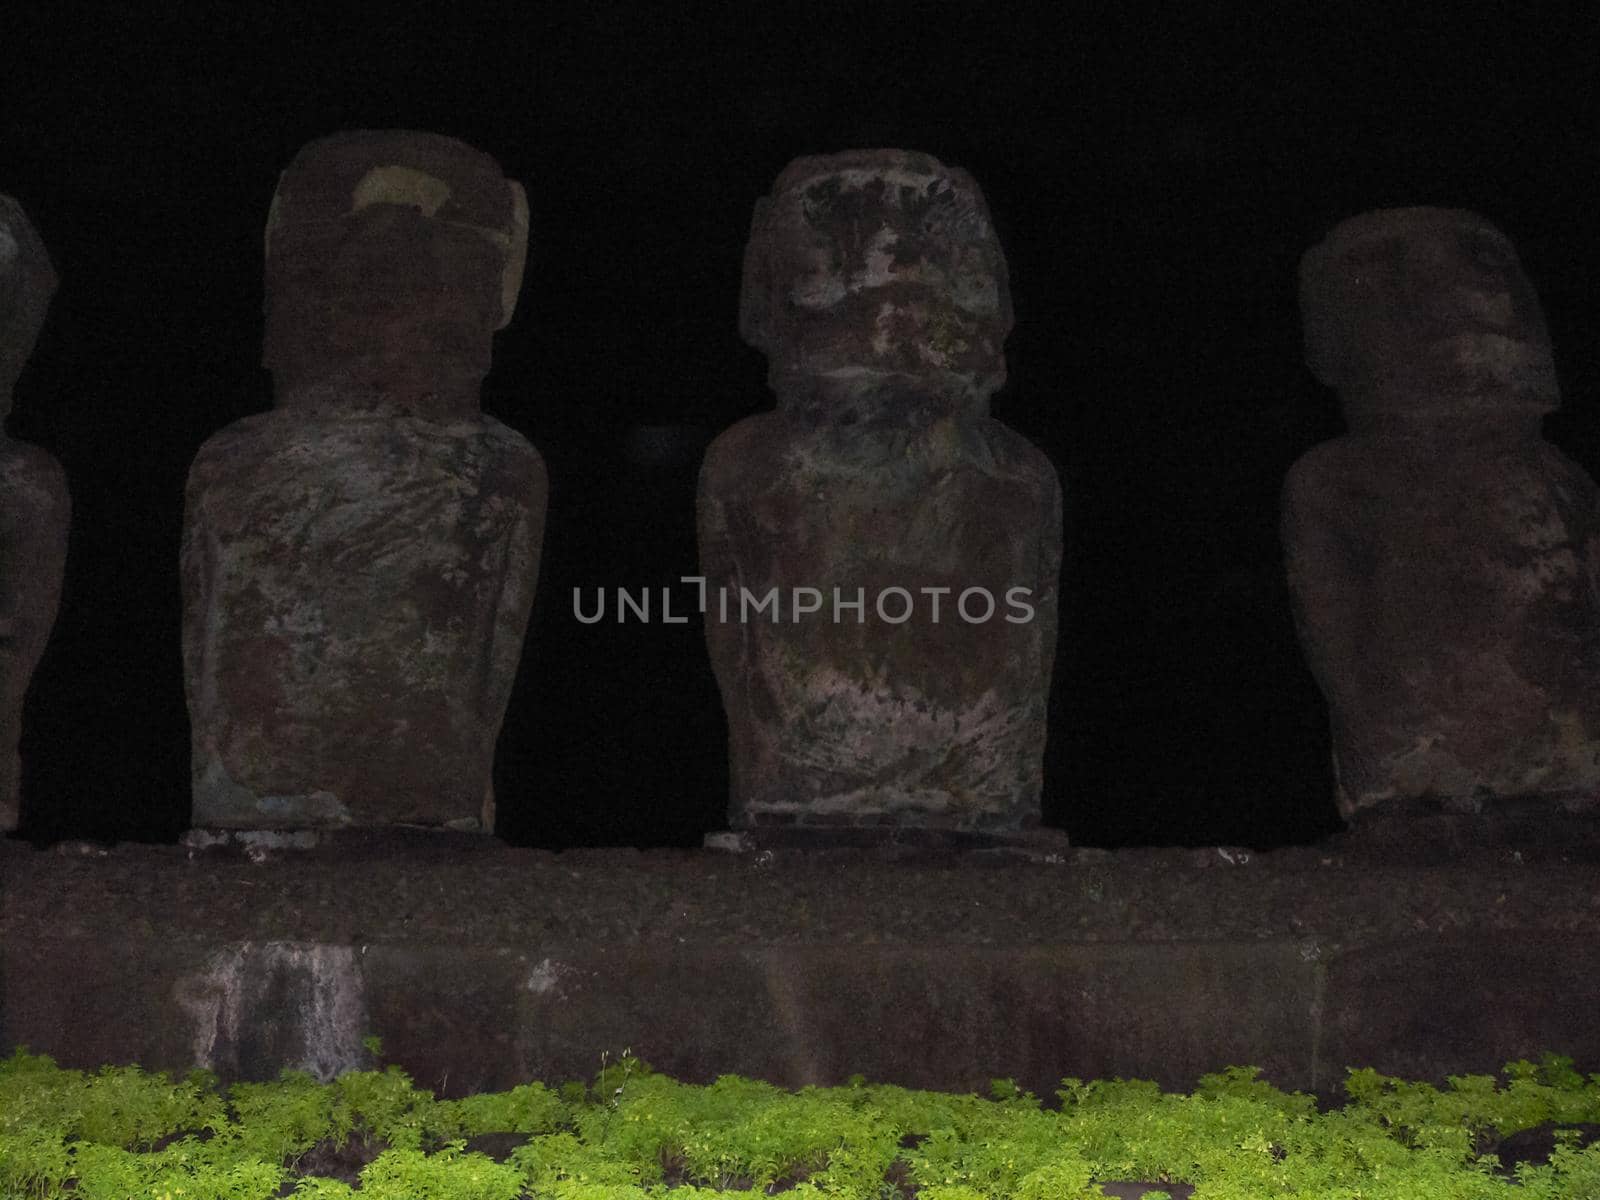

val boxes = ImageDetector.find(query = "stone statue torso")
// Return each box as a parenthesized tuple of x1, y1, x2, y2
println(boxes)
(183, 410, 545, 829)
(700, 411, 1061, 826)
(1284, 432, 1600, 811)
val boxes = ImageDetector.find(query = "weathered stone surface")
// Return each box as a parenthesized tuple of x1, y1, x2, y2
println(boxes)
(1283, 208, 1600, 822)
(1320, 932, 1600, 1089)
(182, 131, 545, 831)
(174, 941, 367, 1082)
(7, 837, 1600, 1098)
(0, 196, 69, 833)
(700, 150, 1062, 832)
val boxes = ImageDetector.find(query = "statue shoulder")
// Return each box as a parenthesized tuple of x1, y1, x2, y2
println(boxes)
(0, 439, 69, 510)
(472, 416, 547, 506)
(1283, 437, 1357, 498)
(188, 411, 283, 466)
(699, 413, 783, 490)
(0, 437, 65, 479)
(477, 413, 535, 446)
(980, 416, 1059, 476)
(1535, 440, 1600, 495)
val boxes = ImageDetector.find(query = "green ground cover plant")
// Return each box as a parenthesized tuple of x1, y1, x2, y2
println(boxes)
(2, 1045, 1598, 1198)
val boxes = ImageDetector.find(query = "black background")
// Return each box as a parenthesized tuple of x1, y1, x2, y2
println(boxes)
(3, 5, 1596, 848)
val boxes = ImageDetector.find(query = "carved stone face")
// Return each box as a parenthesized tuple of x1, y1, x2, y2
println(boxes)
(1299, 207, 1557, 417)
(262, 130, 528, 410)
(0, 196, 59, 418)
(740, 149, 1012, 404)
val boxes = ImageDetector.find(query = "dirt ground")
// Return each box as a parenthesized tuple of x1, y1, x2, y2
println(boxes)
(6, 814, 1600, 952)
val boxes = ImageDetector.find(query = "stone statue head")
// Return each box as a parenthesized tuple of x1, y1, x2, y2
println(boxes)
(1299, 207, 1557, 419)
(262, 130, 528, 416)
(740, 149, 1012, 411)
(0, 195, 59, 420)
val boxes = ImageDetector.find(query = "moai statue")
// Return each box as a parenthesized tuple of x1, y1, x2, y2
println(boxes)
(698, 150, 1063, 837)
(0, 197, 69, 833)
(1283, 207, 1600, 823)
(182, 131, 545, 832)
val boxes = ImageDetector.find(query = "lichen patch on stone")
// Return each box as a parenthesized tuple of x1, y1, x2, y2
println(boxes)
(350, 165, 453, 217)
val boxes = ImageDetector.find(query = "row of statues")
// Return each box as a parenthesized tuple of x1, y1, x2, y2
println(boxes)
(2, 130, 1597, 841)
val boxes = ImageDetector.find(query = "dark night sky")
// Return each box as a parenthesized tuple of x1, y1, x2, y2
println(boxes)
(3, 6, 1597, 847)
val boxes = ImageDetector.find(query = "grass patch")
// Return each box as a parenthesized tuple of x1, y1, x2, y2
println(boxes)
(2, 1046, 1598, 1197)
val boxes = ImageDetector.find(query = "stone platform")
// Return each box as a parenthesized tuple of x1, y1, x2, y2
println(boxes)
(4, 819, 1599, 1101)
